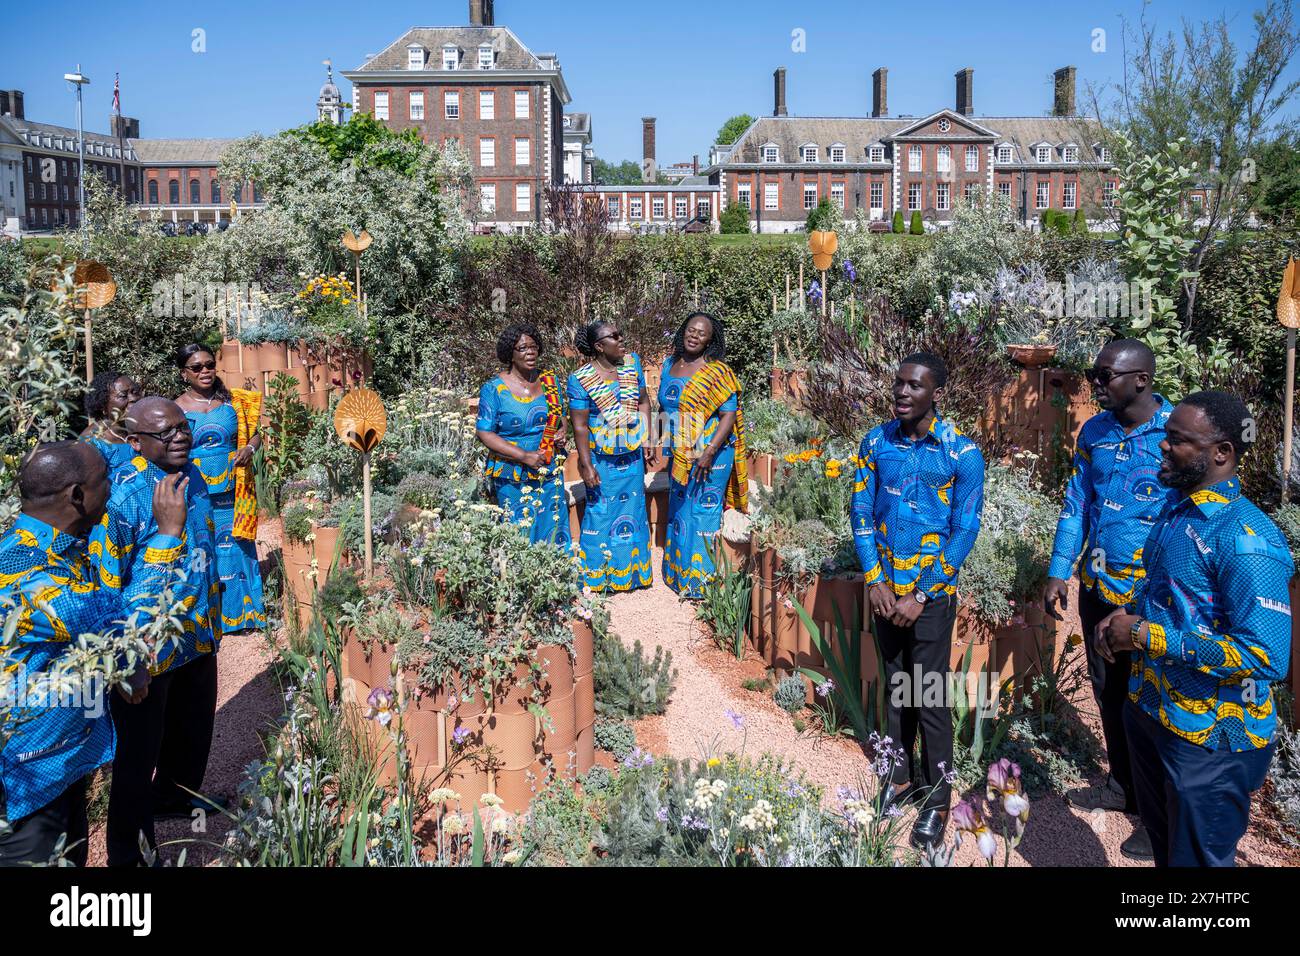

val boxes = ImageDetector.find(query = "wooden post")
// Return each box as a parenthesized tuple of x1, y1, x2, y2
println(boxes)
(850, 293, 855, 325)
(821, 270, 827, 318)
(1284, 327, 1296, 503)
(84, 309, 94, 382)
(353, 251, 363, 316)
(799, 262, 804, 307)
(362, 450, 374, 577)
(785, 272, 791, 310)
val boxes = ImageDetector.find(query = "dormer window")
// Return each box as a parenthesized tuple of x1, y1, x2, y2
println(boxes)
(997, 144, 1013, 163)
(1096, 145, 1112, 163)
(830, 145, 845, 163)
(763, 145, 779, 163)
(868, 145, 884, 163)
(478, 44, 494, 70)
(1035, 145, 1052, 163)
(801, 145, 818, 163)
(442, 44, 459, 70)
(1062, 144, 1078, 163)
(407, 45, 425, 70)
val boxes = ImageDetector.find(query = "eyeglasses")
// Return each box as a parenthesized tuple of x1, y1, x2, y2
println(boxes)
(185, 360, 217, 372)
(514, 343, 539, 354)
(596, 330, 624, 344)
(132, 422, 191, 444)
(1084, 367, 1143, 386)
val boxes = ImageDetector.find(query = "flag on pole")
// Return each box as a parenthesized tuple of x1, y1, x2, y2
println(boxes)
(113, 73, 120, 114)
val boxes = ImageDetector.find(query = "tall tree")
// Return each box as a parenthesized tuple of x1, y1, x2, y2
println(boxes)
(715, 114, 756, 146)
(591, 157, 644, 185)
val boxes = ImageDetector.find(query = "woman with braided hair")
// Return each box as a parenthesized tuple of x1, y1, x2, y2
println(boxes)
(474, 323, 571, 548)
(79, 370, 142, 484)
(658, 312, 748, 598)
(565, 319, 654, 592)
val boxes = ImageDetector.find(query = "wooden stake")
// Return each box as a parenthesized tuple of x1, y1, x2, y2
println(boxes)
(1284, 327, 1296, 503)
(83, 309, 94, 382)
(785, 272, 790, 310)
(799, 262, 804, 306)
(363, 450, 374, 578)
(353, 251, 363, 316)
(821, 270, 827, 318)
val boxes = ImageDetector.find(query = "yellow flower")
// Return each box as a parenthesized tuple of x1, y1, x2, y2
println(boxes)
(707, 757, 721, 768)
(1067, 632, 1084, 647)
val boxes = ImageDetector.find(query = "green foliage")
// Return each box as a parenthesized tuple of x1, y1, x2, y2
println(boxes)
(1073, 208, 1088, 233)
(892, 211, 905, 233)
(749, 453, 855, 589)
(594, 633, 676, 719)
(405, 617, 491, 697)
(950, 644, 1013, 781)
(316, 565, 364, 622)
(516, 780, 601, 865)
(591, 157, 644, 185)
(290, 113, 425, 175)
(719, 201, 752, 235)
(715, 114, 756, 146)
(909, 211, 924, 235)
(740, 399, 820, 456)
(805, 197, 841, 233)
(593, 718, 637, 760)
(793, 601, 883, 742)
(261, 372, 311, 515)
(741, 676, 772, 693)
(332, 491, 399, 557)
(774, 675, 807, 714)
(281, 501, 314, 544)
(1268, 713, 1300, 846)
(1251, 134, 1300, 223)
(1272, 503, 1300, 566)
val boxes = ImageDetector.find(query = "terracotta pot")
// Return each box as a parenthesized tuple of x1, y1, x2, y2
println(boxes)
(1006, 343, 1058, 369)
(573, 673, 595, 732)
(719, 535, 749, 572)
(311, 524, 341, 568)
(277, 364, 310, 400)
(571, 620, 594, 678)
(747, 452, 776, 487)
(574, 722, 595, 774)
(343, 633, 372, 697)
(405, 708, 447, 773)
(493, 663, 537, 715)
(474, 711, 539, 770)
(771, 589, 800, 673)
(493, 768, 540, 813)
(537, 643, 574, 695)
(305, 390, 330, 412)
(444, 764, 492, 809)
(367, 642, 397, 690)
(750, 547, 777, 662)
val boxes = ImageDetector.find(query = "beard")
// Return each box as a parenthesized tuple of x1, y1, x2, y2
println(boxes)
(1159, 452, 1210, 490)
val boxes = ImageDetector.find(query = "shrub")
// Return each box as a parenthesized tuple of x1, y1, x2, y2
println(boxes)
(740, 398, 820, 456)
(1273, 503, 1300, 565)
(332, 491, 399, 556)
(593, 718, 637, 760)
(1072, 208, 1088, 233)
(891, 211, 905, 233)
(909, 212, 924, 235)
(805, 197, 841, 233)
(594, 634, 676, 719)
(719, 201, 752, 235)
(281, 501, 315, 544)
(774, 675, 807, 714)
(316, 566, 365, 622)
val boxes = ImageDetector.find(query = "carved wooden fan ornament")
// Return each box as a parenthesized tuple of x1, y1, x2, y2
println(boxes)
(1279, 258, 1300, 330)
(333, 387, 386, 452)
(59, 260, 117, 382)
(342, 228, 372, 253)
(807, 230, 838, 271)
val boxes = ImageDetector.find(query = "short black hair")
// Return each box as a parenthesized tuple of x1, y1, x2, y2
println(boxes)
(1180, 390, 1253, 459)
(574, 320, 614, 358)
(1102, 337, 1156, 374)
(671, 312, 726, 361)
(19, 441, 102, 503)
(84, 370, 126, 419)
(899, 351, 948, 388)
(496, 322, 544, 366)
(175, 342, 231, 402)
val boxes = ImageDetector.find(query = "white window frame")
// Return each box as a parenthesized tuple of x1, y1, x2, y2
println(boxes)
(997, 145, 1013, 164)
(830, 146, 845, 163)
(1035, 145, 1052, 163)
(870, 181, 883, 209)
(674, 197, 688, 218)
(515, 137, 530, 166)
(831, 182, 845, 210)
(803, 183, 817, 209)
(964, 182, 978, 203)
(908, 145, 922, 172)
(374, 91, 389, 120)
(936, 182, 950, 211)
(762, 145, 779, 163)
(479, 183, 496, 213)
(801, 145, 818, 163)
(407, 46, 424, 70)
(998, 181, 1011, 197)
(737, 184, 751, 209)
(1063, 145, 1079, 163)
(607, 196, 621, 218)
(480, 137, 496, 167)
(869, 145, 885, 163)
(515, 182, 530, 213)
(445, 91, 459, 119)
(936, 146, 951, 173)
(443, 45, 459, 70)
(515, 90, 530, 119)
(652, 197, 666, 219)
(479, 90, 495, 120)
(965, 145, 979, 172)
(907, 182, 921, 210)
(764, 182, 779, 210)
(478, 45, 494, 70)
(629, 197, 643, 219)
(1035, 181, 1050, 209)
(409, 91, 424, 120)
(1098, 146, 1112, 163)
(1102, 181, 1116, 208)
(1063, 182, 1076, 209)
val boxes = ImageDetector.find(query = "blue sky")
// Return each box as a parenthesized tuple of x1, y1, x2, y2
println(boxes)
(2, 0, 1293, 163)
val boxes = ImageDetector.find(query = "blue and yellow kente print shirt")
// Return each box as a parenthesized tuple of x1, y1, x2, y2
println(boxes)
(477, 374, 564, 483)
(90, 456, 221, 675)
(0, 515, 123, 824)
(851, 414, 985, 596)
(1048, 396, 1173, 606)
(1128, 477, 1294, 751)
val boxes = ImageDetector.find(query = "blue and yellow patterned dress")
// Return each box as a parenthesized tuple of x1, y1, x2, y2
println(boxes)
(566, 354, 652, 592)
(83, 434, 137, 486)
(659, 358, 739, 598)
(184, 404, 266, 632)
(476, 374, 571, 548)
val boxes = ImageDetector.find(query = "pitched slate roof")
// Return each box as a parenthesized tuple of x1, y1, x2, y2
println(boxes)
(129, 138, 238, 164)
(353, 26, 546, 72)
(2, 117, 139, 158)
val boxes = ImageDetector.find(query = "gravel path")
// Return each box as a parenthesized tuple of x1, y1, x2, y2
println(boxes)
(612, 547, 1300, 868)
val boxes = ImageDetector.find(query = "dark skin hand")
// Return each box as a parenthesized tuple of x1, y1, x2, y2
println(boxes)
(176, 350, 261, 467)
(476, 334, 566, 473)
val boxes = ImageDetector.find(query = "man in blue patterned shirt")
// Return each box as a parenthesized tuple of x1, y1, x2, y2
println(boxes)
(91, 397, 222, 867)
(1043, 339, 1170, 860)
(851, 353, 985, 850)
(1097, 391, 1293, 867)
(0, 442, 162, 866)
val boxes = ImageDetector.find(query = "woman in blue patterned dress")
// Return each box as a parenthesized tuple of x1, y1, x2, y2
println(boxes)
(79, 370, 142, 484)
(475, 323, 571, 548)
(174, 344, 266, 634)
(658, 312, 749, 599)
(566, 320, 654, 592)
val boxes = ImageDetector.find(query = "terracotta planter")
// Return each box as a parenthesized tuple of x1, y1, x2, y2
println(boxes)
(573, 673, 595, 731)
(749, 547, 777, 663)
(1006, 344, 1058, 368)
(571, 620, 594, 679)
(473, 711, 540, 770)
(305, 390, 330, 412)
(311, 524, 341, 568)
(574, 722, 596, 774)
(277, 364, 310, 400)
(256, 342, 289, 373)
(405, 707, 447, 773)
(987, 605, 1056, 700)
(367, 642, 397, 690)
(537, 643, 574, 695)
(747, 452, 776, 487)
(719, 535, 749, 572)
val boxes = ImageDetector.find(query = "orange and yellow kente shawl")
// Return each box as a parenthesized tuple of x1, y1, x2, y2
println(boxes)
(670, 360, 748, 512)
(230, 387, 263, 542)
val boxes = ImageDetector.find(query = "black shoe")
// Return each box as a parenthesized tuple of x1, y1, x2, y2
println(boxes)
(882, 782, 920, 814)
(910, 808, 947, 850)
(153, 794, 228, 820)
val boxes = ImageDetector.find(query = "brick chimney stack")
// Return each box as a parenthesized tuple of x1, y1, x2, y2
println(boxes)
(872, 67, 888, 117)
(0, 90, 24, 119)
(642, 117, 657, 183)
(773, 67, 788, 117)
(955, 67, 974, 116)
(469, 0, 494, 26)
(693, 154, 699, 175)
(1053, 66, 1077, 116)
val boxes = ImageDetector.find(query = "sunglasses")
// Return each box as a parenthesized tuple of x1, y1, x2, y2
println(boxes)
(596, 330, 624, 344)
(1084, 367, 1142, 386)
(185, 360, 217, 372)
(133, 422, 191, 444)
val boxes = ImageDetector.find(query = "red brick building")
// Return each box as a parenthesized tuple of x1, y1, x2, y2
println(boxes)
(342, 0, 573, 232)
(709, 65, 1118, 232)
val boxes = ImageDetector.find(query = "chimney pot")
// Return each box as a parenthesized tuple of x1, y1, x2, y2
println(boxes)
(773, 67, 788, 117)
(955, 67, 974, 116)
(469, 0, 494, 27)
(872, 67, 888, 117)
(1053, 66, 1077, 116)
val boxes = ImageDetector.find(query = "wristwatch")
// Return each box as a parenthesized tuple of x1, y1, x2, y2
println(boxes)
(1129, 617, 1146, 650)
(912, 589, 928, 606)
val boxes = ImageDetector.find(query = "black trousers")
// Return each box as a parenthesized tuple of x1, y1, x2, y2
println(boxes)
(0, 777, 89, 867)
(875, 594, 957, 812)
(1078, 584, 1137, 813)
(106, 653, 218, 867)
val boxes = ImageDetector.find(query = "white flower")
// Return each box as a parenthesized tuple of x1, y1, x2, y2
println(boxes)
(480, 793, 504, 808)
(442, 814, 466, 835)
(501, 849, 521, 865)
